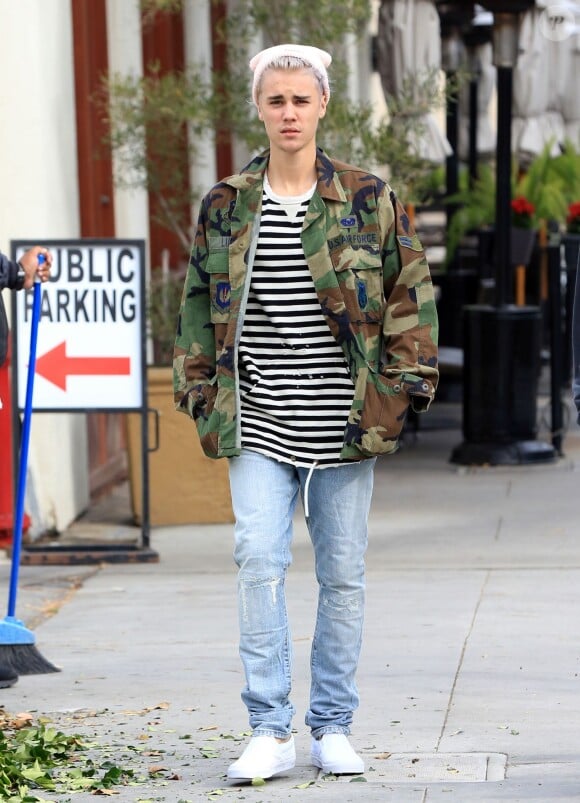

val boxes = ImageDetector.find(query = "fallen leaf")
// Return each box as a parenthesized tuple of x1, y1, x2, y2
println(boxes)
(374, 752, 392, 759)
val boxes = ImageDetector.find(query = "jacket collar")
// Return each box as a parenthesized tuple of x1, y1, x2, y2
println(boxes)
(224, 148, 347, 203)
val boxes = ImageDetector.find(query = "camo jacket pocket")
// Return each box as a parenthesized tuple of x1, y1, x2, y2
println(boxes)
(330, 245, 384, 321)
(206, 251, 231, 324)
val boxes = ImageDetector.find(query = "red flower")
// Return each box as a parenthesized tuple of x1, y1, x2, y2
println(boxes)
(511, 196, 535, 229)
(566, 202, 580, 234)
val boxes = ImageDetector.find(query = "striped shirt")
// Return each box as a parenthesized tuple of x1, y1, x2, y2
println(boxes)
(238, 179, 355, 467)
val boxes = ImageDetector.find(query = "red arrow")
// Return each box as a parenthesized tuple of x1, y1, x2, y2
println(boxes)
(35, 341, 131, 391)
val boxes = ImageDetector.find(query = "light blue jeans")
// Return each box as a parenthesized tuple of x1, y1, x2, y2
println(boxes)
(228, 449, 375, 739)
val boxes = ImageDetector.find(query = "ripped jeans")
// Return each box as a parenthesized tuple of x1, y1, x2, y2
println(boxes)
(228, 449, 375, 739)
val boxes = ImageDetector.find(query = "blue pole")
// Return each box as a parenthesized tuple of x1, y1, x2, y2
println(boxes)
(7, 275, 42, 618)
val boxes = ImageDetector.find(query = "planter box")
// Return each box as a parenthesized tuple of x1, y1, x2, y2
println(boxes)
(127, 366, 234, 526)
(510, 226, 536, 266)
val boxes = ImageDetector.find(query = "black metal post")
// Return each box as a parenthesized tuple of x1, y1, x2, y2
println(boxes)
(446, 70, 459, 224)
(548, 242, 564, 455)
(468, 74, 478, 188)
(495, 64, 513, 306)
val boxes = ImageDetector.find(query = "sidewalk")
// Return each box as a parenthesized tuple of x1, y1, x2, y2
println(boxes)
(2, 398, 580, 802)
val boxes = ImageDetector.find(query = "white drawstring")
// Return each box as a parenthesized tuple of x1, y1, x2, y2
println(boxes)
(303, 462, 318, 519)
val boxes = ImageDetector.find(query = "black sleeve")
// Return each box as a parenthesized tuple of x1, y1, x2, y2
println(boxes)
(0, 251, 19, 290)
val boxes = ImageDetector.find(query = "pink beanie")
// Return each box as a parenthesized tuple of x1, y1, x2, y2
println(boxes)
(249, 43, 332, 107)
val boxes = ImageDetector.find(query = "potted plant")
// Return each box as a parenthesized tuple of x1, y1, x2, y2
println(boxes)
(510, 194, 537, 267)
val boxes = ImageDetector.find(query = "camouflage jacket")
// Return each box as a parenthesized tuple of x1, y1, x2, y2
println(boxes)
(174, 148, 439, 460)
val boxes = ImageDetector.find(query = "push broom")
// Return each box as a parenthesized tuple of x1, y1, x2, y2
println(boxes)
(0, 265, 59, 674)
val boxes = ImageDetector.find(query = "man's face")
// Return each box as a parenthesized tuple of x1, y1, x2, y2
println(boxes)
(257, 68, 327, 156)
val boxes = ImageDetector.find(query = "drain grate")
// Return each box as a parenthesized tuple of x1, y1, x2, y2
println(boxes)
(367, 752, 507, 783)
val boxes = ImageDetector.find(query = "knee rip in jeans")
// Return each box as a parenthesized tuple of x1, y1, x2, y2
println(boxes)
(239, 575, 283, 621)
(320, 587, 363, 619)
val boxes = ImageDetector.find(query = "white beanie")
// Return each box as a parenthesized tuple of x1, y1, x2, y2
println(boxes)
(249, 43, 332, 107)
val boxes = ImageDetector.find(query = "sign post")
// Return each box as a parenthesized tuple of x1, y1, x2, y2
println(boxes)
(11, 239, 157, 564)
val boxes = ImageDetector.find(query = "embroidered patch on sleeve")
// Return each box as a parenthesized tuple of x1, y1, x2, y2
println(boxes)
(397, 234, 423, 251)
(215, 281, 231, 310)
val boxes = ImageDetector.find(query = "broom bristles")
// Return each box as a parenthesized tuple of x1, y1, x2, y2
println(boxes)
(0, 643, 60, 675)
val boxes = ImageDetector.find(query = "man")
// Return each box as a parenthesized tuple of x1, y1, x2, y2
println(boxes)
(0, 244, 51, 687)
(174, 43, 438, 781)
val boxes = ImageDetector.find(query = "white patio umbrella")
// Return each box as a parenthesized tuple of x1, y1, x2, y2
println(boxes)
(547, 1, 580, 148)
(376, 0, 452, 163)
(459, 39, 496, 160)
(512, 4, 565, 164)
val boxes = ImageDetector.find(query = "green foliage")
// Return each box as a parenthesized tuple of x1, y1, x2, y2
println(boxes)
(516, 141, 568, 223)
(103, 63, 213, 250)
(0, 718, 134, 801)
(445, 162, 496, 264)
(229, 0, 370, 45)
(140, 0, 183, 24)
(553, 141, 580, 203)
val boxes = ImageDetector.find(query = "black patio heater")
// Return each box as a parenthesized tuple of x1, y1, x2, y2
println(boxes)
(450, 1, 556, 466)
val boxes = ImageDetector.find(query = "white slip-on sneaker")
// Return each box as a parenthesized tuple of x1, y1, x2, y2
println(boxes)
(311, 733, 364, 775)
(227, 735, 296, 781)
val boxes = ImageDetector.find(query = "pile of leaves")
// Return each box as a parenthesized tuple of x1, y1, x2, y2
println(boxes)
(0, 709, 134, 802)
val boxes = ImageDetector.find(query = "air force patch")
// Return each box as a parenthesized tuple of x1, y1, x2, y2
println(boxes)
(215, 281, 231, 310)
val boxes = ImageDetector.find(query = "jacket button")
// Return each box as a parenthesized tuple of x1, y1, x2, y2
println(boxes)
(393, 384, 401, 393)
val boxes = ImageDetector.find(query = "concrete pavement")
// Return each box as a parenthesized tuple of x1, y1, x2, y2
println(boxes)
(2, 398, 580, 801)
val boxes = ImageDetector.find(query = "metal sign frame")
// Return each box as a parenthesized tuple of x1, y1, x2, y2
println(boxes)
(10, 239, 157, 564)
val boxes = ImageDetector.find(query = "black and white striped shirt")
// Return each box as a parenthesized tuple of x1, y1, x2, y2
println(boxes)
(238, 179, 355, 467)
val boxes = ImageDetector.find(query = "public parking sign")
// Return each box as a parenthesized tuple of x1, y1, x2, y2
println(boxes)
(12, 240, 146, 411)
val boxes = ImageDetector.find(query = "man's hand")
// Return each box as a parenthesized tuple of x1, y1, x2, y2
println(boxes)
(19, 246, 52, 289)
